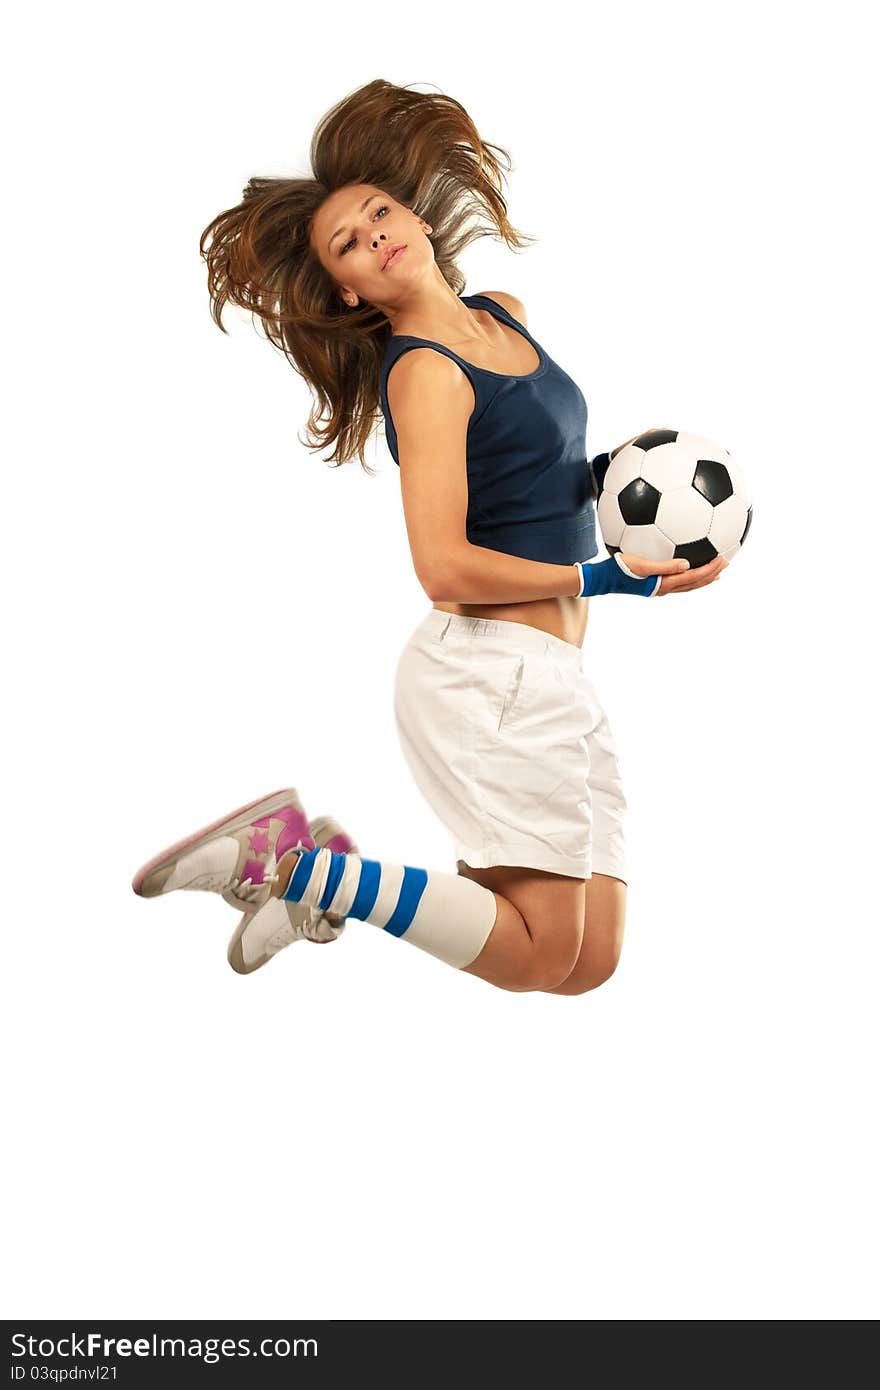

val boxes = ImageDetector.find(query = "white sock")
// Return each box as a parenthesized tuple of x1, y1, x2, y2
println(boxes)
(279, 847, 497, 970)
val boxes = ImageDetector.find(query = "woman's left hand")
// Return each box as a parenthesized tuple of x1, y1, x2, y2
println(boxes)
(610, 427, 667, 460)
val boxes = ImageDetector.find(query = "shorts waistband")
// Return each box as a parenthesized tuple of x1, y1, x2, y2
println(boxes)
(420, 608, 583, 665)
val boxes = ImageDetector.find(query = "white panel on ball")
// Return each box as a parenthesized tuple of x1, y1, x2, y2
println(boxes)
(709, 494, 750, 553)
(655, 487, 714, 544)
(640, 443, 699, 491)
(619, 524, 676, 564)
(603, 451, 642, 494)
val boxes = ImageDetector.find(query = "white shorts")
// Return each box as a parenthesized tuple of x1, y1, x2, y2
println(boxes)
(393, 609, 628, 882)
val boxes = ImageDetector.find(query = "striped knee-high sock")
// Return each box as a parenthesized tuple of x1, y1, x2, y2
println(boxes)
(278, 847, 497, 970)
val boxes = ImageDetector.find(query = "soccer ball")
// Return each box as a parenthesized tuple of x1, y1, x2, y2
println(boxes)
(595, 428, 753, 568)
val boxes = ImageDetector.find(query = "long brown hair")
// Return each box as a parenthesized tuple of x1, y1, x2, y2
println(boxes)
(199, 78, 536, 474)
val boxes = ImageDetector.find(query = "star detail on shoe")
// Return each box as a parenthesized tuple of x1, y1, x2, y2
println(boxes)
(248, 829, 270, 855)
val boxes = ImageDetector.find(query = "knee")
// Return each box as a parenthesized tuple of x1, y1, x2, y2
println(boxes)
(521, 938, 584, 992)
(551, 953, 621, 996)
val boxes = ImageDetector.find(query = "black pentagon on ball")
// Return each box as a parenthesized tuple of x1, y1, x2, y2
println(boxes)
(618, 477, 660, 526)
(633, 428, 678, 450)
(674, 537, 718, 568)
(741, 505, 752, 545)
(693, 458, 733, 505)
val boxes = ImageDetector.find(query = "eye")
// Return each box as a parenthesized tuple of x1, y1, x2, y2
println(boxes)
(340, 204, 389, 255)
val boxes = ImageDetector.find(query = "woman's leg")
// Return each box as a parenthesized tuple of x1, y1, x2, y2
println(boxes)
(272, 852, 585, 994)
(542, 873, 627, 995)
(454, 862, 586, 991)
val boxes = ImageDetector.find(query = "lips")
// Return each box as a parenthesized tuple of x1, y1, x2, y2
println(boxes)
(381, 244, 406, 270)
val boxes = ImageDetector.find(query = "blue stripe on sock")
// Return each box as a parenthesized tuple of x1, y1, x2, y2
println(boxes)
(318, 849, 348, 912)
(382, 866, 428, 938)
(348, 858, 382, 919)
(282, 847, 323, 903)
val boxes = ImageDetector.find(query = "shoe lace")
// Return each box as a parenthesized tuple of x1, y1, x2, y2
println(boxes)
(235, 837, 313, 908)
(234, 876, 273, 906)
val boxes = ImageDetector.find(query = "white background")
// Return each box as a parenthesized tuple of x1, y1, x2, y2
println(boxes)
(3, 0, 877, 1321)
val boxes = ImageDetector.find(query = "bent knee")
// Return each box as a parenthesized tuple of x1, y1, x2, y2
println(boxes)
(553, 955, 621, 996)
(520, 936, 583, 992)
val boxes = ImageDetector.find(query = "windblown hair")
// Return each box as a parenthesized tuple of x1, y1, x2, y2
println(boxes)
(199, 78, 537, 474)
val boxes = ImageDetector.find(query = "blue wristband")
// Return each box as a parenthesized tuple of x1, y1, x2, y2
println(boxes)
(575, 554, 662, 598)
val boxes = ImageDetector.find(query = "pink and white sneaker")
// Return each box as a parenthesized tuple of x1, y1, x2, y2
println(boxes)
(131, 788, 315, 914)
(227, 814, 359, 975)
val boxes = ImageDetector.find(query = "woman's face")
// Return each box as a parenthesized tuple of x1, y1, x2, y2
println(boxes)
(310, 183, 428, 307)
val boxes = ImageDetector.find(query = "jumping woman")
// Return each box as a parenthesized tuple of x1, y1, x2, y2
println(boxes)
(132, 79, 726, 994)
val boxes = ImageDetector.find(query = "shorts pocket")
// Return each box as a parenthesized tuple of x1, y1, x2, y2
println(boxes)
(497, 652, 557, 732)
(496, 654, 527, 731)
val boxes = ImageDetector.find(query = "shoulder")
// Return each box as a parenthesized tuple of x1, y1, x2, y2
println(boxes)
(385, 343, 475, 413)
(473, 290, 528, 327)
(386, 343, 473, 391)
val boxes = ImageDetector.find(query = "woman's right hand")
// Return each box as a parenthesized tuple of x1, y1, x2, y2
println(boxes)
(619, 551, 729, 595)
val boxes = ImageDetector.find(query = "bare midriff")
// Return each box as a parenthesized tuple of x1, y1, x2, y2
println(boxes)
(432, 594, 588, 649)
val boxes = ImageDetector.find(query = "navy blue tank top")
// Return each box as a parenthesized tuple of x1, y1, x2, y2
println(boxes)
(379, 293, 601, 564)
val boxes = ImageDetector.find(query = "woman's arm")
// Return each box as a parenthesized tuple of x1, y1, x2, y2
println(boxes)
(429, 543, 582, 603)
(434, 539, 719, 604)
(390, 349, 582, 603)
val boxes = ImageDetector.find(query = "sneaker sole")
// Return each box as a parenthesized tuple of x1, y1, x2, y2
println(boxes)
(132, 788, 304, 898)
